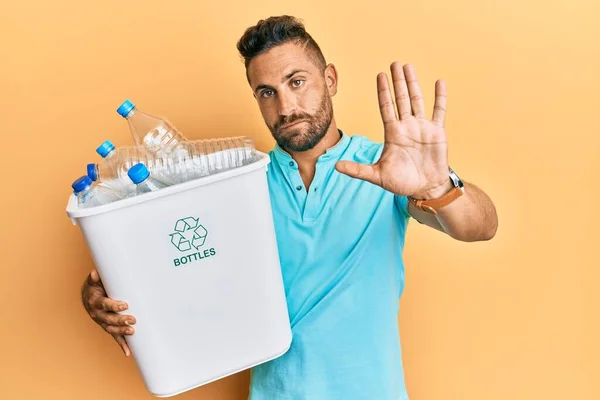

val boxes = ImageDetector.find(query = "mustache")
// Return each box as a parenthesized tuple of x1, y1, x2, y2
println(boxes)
(274, 113, 312, 132)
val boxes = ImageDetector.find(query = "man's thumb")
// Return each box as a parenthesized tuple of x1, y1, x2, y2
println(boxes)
(89, 269, 102, 285)
(335, 161, 378, 185)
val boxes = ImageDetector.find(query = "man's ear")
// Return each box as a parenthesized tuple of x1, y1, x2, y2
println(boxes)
(324, 64, 338, 97)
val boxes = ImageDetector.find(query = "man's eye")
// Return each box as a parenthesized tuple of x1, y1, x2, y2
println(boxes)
(261, 90, 274, 98)
(292, 80, 305, 88)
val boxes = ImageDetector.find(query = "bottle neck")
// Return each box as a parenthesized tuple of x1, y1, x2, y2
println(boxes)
(105, 149, 117, 160)
(77, 185, 92, 196)
(134, 173, 150, 185)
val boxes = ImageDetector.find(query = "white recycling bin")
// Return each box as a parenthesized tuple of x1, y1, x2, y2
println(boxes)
(66, 152, 292, 397)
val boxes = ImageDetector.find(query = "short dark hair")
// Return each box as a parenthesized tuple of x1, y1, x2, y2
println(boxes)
(236, 16, 327, 71)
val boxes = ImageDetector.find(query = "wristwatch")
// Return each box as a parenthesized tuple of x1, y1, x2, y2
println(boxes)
(408, 167, 465, 215)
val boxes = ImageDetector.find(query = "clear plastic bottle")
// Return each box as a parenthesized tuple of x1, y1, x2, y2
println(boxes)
(71, 175, 122, 208)
(117, 100, 188, 157)
(87, 140, 175, 192)
(172, 136, 260, 179)
(127, 163, 169, 195)
(87, 137, 258, 186)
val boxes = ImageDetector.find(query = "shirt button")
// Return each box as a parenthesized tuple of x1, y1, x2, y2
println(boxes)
(289, 161, 295, 167)
(296, 185, 302, 191)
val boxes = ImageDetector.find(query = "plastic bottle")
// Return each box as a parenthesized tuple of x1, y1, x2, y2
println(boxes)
(168, 136, 260, 181)
(71, 176, 122, 208)
(87, 137, 258, 186)
(117, 100, 188, 157)
(127, 163, 169, 195)
(87, 140, 174, 193)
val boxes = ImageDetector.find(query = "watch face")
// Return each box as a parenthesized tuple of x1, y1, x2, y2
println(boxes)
(449, 168, 464, 189)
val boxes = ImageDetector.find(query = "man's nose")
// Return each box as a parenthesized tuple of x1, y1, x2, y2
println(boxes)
(277, 90, 297, 117)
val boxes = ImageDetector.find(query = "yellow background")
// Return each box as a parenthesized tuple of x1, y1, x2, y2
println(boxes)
(1, 0, 598, 399)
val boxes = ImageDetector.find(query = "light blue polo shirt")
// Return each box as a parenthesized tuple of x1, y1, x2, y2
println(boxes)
(249, 131, 411, 400)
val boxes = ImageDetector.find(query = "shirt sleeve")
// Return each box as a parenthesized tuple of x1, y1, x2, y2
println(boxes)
(394, 194, 411, 220)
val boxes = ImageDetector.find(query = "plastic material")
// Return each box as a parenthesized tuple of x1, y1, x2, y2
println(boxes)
(117, 100, 187, 156)
(66, 153, 292, 397)
(72, 175, 93, 193)
(117, 100, 135, 118)
(128, 163, 169, 194)
(127, 163, 151, 184)
(71, 176, 122, 208)
(96, 140, 116, 158)
(87, 137, 258, 191)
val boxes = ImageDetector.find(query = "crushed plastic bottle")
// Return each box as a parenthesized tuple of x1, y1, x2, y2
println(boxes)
(87, 137, 258, 187)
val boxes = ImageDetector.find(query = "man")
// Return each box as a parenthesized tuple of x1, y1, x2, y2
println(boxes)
(81, 15, 497, 399)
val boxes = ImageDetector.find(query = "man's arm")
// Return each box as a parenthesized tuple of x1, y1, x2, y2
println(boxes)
(407, 181, 498, 242)
(335, 61, 498, 240)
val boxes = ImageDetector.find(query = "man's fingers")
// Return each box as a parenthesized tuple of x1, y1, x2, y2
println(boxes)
(93, 310, 136, 327)
(86, 269, 102, 286)
(113, 335, 132, 357)
(390, 62, 411, 120)
(335, 161, 380, 186)
(91, 296, 128, 312)
(432, 79, 447, 127)
(102, 323, 135, 336)
(403, 64, 426, 119)
(377, 72, 397, 124)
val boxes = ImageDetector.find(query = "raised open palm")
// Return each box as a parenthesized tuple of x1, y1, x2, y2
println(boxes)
(336, 62, 451, 199)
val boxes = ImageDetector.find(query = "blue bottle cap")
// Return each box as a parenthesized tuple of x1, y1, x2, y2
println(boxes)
(96, 140, 115, 158)
(72, 176, 92, 194)
(87, 163, 98, 181)
(117, 100, 135, 118)
(127, 163, 150, 184)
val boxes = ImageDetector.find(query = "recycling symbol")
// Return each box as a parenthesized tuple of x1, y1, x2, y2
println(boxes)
(169, 217, 208, 252)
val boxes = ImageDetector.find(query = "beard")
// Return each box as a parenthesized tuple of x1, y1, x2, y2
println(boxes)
(268, 90, 333, 152)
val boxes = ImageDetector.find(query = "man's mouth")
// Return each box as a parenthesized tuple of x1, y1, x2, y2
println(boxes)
(280, 120, 307, 130)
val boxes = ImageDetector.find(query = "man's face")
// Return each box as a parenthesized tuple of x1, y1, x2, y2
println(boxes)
(247, 42, 336, 152)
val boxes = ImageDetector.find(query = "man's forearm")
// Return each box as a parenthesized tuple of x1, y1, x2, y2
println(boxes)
(433, 181, 498, 242)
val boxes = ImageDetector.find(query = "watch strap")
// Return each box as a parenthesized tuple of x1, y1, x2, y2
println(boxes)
(408, 186, 464, 215)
